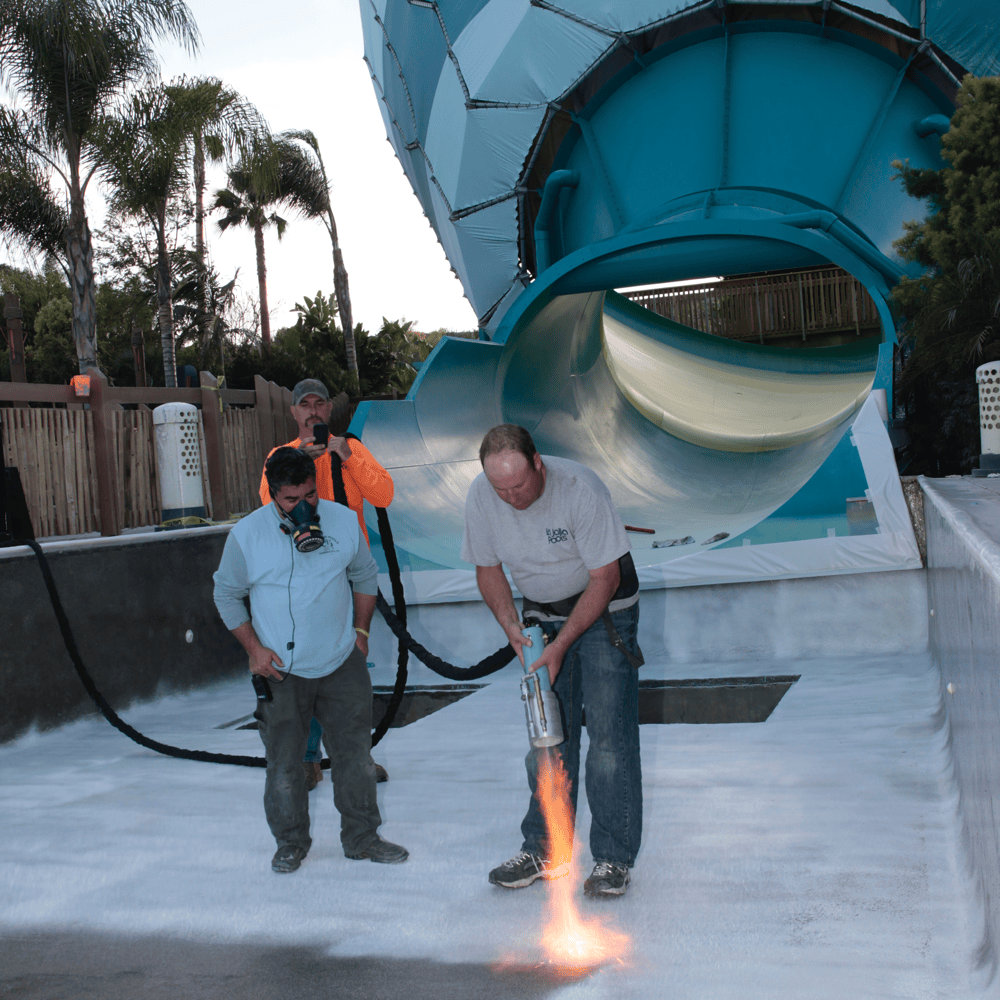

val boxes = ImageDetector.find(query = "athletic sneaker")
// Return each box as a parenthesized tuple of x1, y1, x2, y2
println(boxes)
(488, 851, 569, 888)
(271, 845, 308, 874)
(583, 861, 630, 897)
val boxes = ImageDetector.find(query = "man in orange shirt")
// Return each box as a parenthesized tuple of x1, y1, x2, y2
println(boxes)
(258, 379, 394, 540)
(259, 378, 394, 786)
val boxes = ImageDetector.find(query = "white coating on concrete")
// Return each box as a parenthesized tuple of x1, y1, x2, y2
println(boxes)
(922, 475, 1000, 990)
(0, 618, 984, 997)
(0, 521, 231, 561)
(920, 477, 1000, 584)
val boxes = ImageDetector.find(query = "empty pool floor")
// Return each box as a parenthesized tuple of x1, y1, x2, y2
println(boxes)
(0, 646, 982, 998)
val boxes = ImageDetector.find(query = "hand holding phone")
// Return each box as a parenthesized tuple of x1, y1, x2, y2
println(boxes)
(251, 674, 272, 702)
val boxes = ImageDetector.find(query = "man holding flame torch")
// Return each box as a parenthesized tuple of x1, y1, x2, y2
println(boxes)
(462, 425, 643, 898)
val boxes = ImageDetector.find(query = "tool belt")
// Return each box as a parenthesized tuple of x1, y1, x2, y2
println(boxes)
(521, 553, 644, 669)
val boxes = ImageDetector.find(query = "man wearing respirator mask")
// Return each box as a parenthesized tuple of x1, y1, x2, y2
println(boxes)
(258, 378, 394, 789)
(214, 447, 408, 874)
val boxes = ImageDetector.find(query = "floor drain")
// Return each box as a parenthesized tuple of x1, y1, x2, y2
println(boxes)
(636, 675, 799, 724)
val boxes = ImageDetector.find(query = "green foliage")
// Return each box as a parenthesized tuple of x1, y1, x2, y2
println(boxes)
(0, 265, 74, 383)
(891, 75, 1000, 474)
(223, 290, 433, 398)
(0, 264, 71, 341)
(94, 276, 158, 385)
(31, 297, 76, 384)
(421, 327, 479, 349)
(894, 77, 1000, 272)
(0, 262, 158, 384)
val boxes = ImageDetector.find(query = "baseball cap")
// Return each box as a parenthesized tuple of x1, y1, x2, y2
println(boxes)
(292, 379, 330, 406)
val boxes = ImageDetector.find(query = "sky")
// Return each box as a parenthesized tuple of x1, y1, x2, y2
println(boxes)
(150, 0, 480, 336)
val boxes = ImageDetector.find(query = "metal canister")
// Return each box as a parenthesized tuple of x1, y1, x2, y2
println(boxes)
(520, 625, 564, 748)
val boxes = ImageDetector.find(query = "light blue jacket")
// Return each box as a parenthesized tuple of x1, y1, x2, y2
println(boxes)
(213, 499, 378, 678)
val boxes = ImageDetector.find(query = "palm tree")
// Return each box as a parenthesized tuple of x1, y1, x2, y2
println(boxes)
(0, 0, 199, 374)
(212, 139, 319, 353)
(182, 78, 268, 368)
(97, 78, 268, 385)
(280, 129, 359, 379)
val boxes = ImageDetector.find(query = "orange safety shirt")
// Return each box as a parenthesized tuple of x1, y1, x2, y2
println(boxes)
(259, 437, 393, 546)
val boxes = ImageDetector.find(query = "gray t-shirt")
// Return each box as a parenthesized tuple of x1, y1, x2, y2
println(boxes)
(461, 455, 635, 612)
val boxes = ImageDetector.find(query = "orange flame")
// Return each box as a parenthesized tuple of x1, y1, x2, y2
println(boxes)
(535, 751, 630, 970)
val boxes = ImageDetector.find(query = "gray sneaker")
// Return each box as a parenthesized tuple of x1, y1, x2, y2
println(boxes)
(346, 835, 409, 864)
(271, 844, 308, 874)
(488, 851, 570, 888)
(583, 861, 630, 897)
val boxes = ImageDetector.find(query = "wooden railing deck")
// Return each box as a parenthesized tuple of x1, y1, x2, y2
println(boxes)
(622, 267, 882, 343)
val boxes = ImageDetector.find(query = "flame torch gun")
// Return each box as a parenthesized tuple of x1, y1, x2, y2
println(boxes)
(520, 625, 565, 748)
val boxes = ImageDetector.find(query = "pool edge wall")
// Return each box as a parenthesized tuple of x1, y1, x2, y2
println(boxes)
(923, 479, 1000, 986)
(0, 529, 245, 745)
(1, 524, 929, 745)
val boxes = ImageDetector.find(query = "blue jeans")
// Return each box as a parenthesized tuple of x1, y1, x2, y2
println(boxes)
(520, 601, 642, 867)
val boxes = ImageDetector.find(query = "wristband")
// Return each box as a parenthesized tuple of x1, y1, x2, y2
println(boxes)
(354, 627, 369, 638)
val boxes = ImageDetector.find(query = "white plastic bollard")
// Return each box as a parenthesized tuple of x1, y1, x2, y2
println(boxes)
(974, 363, 1000, 477)
(152, 402, 207, 520)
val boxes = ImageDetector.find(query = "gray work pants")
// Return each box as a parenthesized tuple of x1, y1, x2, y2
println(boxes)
(254, 646, 380, 856)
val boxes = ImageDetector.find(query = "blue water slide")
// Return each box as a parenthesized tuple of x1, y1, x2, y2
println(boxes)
(357, 1, 998, 574)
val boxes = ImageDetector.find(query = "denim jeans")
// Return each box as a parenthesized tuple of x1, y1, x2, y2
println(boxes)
(520, 601, 642, 867)
(255, 645, 380, 856)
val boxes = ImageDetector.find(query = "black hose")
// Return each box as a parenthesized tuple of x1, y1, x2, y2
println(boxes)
(24, 538, 267, 768)
(372, 505, 516, 683)
(369, 507, 407, 747)
(375, 593, 516, 680)
(24, 502, 513, 765)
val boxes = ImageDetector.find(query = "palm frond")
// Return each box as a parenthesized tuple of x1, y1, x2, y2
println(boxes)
(0, 0, 198, 148)
(164, 75, 270, 167)
(0, 165, 67, 261)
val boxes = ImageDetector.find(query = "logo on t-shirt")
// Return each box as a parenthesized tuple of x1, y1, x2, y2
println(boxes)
(546, 527, 569, 544)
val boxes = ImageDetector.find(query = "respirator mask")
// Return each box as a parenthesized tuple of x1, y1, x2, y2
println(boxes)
(280, 499, 324, 552)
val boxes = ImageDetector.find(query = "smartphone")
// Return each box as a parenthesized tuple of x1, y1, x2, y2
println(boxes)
(251, 674, 272, 702)
(311, 422, 329, 447)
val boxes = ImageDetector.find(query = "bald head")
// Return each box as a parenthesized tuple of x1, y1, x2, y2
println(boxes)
(483, 449, 546, 510)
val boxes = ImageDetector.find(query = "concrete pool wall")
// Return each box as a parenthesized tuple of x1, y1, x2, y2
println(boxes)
(923, 478, 1000, 984)
(1, 527, 927, 743)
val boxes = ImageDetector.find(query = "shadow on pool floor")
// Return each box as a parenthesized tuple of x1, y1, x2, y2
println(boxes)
(2, 930, 586, 1000)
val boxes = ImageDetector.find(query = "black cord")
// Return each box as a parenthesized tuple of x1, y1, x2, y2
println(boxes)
(24, 538, 267, 768)
(375, 591, 516, 681)
(370, 506, 408, 746)
(23, 489, 512, 765)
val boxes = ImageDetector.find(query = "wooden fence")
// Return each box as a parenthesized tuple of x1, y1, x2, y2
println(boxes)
(622, 266, 882, 343)
(3, 406, 100, 537)
(0, 370, 354, 538)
